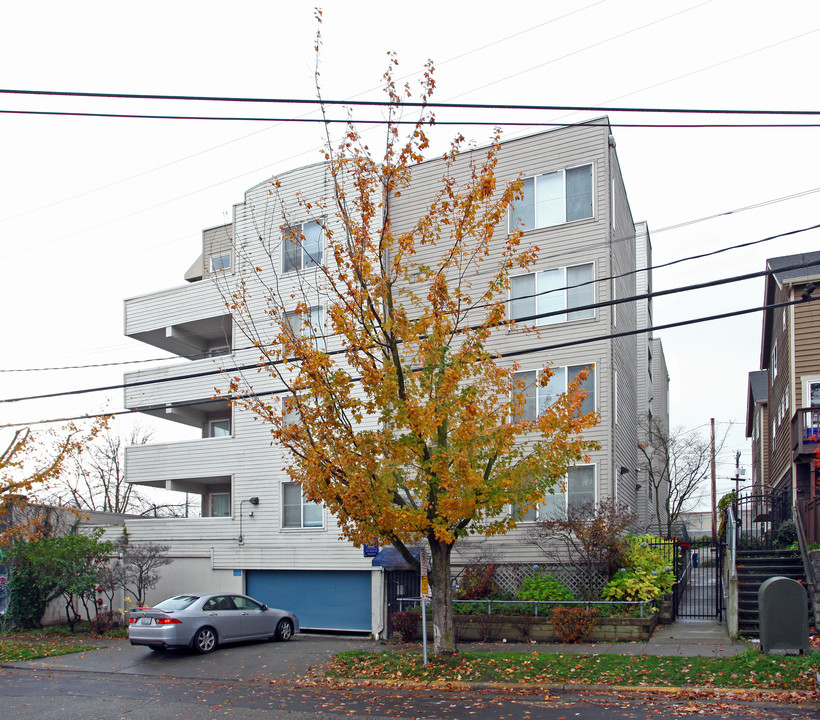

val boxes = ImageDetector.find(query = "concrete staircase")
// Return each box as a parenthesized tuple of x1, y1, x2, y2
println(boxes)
(736, 549, 806, 637)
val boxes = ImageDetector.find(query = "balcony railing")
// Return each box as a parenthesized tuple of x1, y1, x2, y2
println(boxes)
(791, 407, 820, 459)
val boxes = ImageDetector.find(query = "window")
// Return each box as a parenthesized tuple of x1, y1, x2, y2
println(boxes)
(510, 263, 594, 325)
(282, 220, 323, 272)
(513, 364, 595, 423)
(232, 595, 263, 611)
(285, 306, 323, 343)
(208, 419, 231, 437)
(207, 343, 230, 357)
(770, 340, 778, 380)
(209, 492, 231, 517)
(282, 395, 300, 426)
(512, 465, 596, 520)
(210, 252, 231, 272)
(203, 595, 236, 611)
(282, 482, 323, 528)
(511, 164, 593, 232)
(612, 277, 617, 327)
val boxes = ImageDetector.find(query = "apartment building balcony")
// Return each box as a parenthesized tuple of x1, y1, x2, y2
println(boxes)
(125, 280, 231, 358)
(126, 436, 236, 517)
(123, 357, 237, 414)
(791, 407, 820, 460)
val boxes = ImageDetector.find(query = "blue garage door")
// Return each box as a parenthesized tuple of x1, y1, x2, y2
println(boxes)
(246, 570, 372, 632)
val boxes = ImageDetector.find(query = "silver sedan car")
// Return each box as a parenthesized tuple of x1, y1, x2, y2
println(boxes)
(128, 592, 299, 654)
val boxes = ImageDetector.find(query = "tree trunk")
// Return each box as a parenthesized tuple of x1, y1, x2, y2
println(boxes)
(428, 539, 456, 655)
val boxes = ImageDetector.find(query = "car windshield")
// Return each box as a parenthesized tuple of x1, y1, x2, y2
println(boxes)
(153, 595, 200, 612)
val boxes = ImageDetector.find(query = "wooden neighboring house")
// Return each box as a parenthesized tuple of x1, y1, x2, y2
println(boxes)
(745, 369, 768, 494)
(748, 251, 820, 540)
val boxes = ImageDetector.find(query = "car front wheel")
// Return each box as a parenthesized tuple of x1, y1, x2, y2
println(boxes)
(275, 618, 294, 641)
(193, 627, 217, 654)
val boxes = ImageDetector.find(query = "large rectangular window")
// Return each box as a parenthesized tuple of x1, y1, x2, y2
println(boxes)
(511, 164, 593, 232)
(209, 252, 231, 272)
(285, 306, 323, 344)
(510, 263, 594, 325)
(208, 418, 231, 437)
(282, 482, 323, 528)
(209, 492, 231, 517)
(512, 364, 596, 423)
(512, 465, 596, 520)
(282, 220, 323, 272)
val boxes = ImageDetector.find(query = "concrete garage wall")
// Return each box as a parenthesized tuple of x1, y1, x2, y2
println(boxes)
(141, 556, 242, 610)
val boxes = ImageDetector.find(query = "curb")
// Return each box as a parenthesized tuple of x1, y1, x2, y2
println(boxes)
(3, 663, 818, 706)
(321, 675, 820, 703)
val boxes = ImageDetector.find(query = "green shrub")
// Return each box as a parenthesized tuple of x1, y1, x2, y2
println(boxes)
(774, 520, 797, 548)
(601, 534, 675, 602)
(518, 574, 574, 602)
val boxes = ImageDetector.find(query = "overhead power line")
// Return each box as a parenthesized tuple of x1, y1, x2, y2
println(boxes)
(2, 108, 820, 129)
(4, 87, 820, 117)
(3, 292, 816, 430)
(2, 221, 819, 375)
(2, 259, 816, 407)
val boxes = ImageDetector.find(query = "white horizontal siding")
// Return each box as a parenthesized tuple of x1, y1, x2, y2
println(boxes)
(125, 278, 229, 336)
(121, 122, 652, 578)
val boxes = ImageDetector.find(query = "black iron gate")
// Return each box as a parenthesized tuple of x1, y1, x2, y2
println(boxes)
(385, 569, 420, 638)
(673, 540, 724, 620)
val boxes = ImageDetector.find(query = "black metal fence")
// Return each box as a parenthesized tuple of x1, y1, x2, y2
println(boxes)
(733, 489, 792, 550)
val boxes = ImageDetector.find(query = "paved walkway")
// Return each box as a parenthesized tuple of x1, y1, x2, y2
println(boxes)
(2, 620, 750, 683)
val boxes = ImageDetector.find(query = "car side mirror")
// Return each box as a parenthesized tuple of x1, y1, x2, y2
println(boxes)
(261, 604, 268, 611)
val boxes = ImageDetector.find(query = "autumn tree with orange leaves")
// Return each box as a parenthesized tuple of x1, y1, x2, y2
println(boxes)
(0, 420, 106, 545)
(227, 27, 598, 656)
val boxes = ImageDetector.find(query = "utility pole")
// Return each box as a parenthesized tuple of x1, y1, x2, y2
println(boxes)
(710, 418, 717, 540)
(733, 450, 742, 497)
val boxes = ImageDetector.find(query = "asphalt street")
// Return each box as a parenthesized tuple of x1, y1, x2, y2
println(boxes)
(0, 667, 817, 720)
(1, 635, 817, 719)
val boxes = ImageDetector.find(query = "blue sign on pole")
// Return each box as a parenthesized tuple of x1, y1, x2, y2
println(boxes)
(363, 543, 379, 557)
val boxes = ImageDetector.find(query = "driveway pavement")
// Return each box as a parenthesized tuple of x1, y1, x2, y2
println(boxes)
(2, 620, 751, 684)
(2, 634, 374, 683)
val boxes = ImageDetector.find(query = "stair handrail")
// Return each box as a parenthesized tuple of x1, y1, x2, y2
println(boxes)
(727, 504, 737, 580)
(725, 504, 738, 636)
(794, 499, 817, 600)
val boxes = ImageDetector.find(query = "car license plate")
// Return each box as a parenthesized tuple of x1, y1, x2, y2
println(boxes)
(140, 617, 153, 625)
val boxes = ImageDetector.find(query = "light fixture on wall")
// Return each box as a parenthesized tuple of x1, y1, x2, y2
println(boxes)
(802, 282, 816, 301)
(238, 497, 261, 545)
(619, 466, 630, 476)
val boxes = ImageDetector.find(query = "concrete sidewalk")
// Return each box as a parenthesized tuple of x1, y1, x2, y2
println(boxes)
(1, 620, 750, 684)
(458, 619, 750, 658)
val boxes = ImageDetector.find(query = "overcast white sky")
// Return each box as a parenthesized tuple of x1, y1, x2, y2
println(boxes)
(2, 0, 819, 505)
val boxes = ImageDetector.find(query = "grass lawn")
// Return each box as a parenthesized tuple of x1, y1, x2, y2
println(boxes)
(328, 648, 820, 691)
(0, 639, 96, 663)
(2, 622, 127, 639)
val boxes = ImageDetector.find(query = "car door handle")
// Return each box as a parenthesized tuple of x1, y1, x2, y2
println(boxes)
(208, 613, 217, 616)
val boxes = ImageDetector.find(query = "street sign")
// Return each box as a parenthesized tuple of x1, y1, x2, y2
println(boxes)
(363, 543, 379, 557)
(420, 548, 431, 600)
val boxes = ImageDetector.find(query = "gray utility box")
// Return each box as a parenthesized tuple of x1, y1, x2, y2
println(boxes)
(758, 576, 810, 654)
